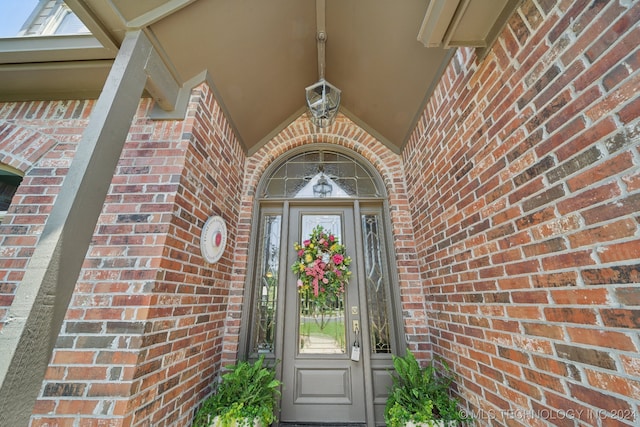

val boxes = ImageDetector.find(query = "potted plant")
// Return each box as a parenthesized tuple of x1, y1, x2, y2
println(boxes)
(193, 355, 282, 427)
(384, 350, 471, 427)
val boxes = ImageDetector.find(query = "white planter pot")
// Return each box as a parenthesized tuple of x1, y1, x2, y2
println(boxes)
(209, 416, 264, 427)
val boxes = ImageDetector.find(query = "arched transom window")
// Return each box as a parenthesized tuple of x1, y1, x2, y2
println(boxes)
(261, 150, 381, 199)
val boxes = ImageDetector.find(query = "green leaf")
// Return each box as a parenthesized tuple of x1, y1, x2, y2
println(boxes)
(193, 356, 282, 427)
(384, 350, 473, 425)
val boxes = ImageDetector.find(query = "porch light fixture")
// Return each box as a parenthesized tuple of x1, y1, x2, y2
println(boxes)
(306, 79, 341, 128)
(313, 174, 333, 198)
(306, 3, 341, 128)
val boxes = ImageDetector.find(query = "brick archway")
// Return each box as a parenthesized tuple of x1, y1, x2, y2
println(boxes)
(221, 113, 429, 367)
(0, 124, 58, 173)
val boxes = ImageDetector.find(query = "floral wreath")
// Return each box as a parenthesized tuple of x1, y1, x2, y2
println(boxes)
(291, 225, 352, 304)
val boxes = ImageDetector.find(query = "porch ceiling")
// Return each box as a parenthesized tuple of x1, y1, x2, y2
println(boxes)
(0, 0, 518, 154)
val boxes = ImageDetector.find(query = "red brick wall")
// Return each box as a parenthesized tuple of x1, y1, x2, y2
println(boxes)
(404, 0, 639, 425)
(114, 84, 244, 426)
(0, 100, 94, 329)
(0, 83, 244, 426)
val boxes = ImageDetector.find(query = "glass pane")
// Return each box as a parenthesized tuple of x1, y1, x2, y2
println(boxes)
(262, 150, 380, 198)
(300, 151, 321, 163)
(355, 164, 378, 197)
(362, 214, 391, 353)
(251, 215, 282, 354)
(333, 177, 357, 196)
(54, 10, 89, 34)
(301, 215, 342, 247)
(298, 215, 346, 354)
(265, 178, 285, 196)
(327, 161, 355, 178)
(285, 161, 307, 179)
(299, 295, 345, 354)
(355, 176, 377, 197)
(284, 178, 308, 198)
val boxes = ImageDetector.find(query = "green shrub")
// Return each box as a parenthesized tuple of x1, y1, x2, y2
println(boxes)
(384, 351, 471, 427)
(193, 356, 281, 427)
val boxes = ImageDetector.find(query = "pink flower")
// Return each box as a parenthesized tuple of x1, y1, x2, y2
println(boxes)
(329, 235, 335, 242)
(303, 239, 310, 246)
(322, 278, 329, 284)
(298, 250, 304, 257)
(297, 279, 303, 288)
(333, 254, 344, 264)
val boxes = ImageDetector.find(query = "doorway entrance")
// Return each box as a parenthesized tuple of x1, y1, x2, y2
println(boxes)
(240, 147, 403, 426)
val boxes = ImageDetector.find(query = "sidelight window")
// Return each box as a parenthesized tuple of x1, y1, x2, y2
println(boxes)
(362, 213, 392, 353)
(250, 214, 282, 354)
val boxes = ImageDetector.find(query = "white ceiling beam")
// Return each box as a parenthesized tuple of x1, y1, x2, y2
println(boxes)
(417, 0, 460, 48)
(108, 0, 199, 29)
(417, 0, 521, 49)
(316, 0, 326, 80)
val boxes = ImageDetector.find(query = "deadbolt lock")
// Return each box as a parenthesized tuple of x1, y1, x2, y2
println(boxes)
(351, 306, 358, 315)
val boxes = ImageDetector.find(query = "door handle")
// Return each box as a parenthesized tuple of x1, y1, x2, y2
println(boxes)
(352, 319, 360, 333)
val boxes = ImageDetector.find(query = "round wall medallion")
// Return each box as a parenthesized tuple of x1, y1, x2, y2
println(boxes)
(201, 215, 227, 263)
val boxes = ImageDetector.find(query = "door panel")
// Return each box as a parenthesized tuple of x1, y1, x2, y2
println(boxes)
(280, 207, 366, 423)
(295, 367, 351, 403)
